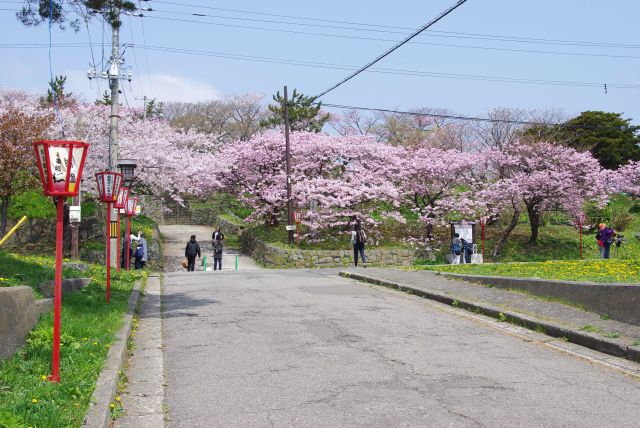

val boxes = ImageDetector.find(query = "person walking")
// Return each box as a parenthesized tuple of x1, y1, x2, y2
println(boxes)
(351, 220, 367, 268)
(451, 233, 462, 264)
(598, 223, 615, 259)
(212, 226, 224, 243)
(185, 235, 201, 272)
(134, 231, 148, 270)
(213, 234, 224, 271)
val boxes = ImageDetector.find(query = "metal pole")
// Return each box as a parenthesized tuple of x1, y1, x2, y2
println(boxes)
(116, 213, 121, 271)
(235, 254, 238, 270)
(49, 197, 64, 382)
(284, 86, 293, 245)
(126, 216, 131, 270)
(481, 222, 485, 260)
(579, 219, 583, 259)
(106, 203, 111, 304)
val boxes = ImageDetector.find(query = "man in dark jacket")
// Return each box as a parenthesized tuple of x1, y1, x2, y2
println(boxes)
(185, 235, 201, 272)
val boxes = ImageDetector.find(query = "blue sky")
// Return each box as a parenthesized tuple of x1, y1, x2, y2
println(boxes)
(1, 0, 638, 123)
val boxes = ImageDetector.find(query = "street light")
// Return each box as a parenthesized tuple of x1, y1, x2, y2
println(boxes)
(124, 196, 138, 270)
(117, 159, 137, 187)
(114, 187, 129, 271)
(95, 171, 123, 304)
(33, 140, 89, 383)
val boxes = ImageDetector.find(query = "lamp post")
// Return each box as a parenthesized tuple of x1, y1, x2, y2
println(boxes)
(124, 197, 138, 270)
(33, 140, 89, 383)
(95, 171, 123, 304)
(114, 187, 129, 271)
(115, 159, 137, 269)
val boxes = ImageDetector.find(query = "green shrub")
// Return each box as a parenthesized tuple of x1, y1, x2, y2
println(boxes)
(7, 190, 55, 220)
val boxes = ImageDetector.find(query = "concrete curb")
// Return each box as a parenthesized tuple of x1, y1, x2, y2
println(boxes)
(82, 278, 144, 427)
(438, 272, 640, 326)
(339, 271, 640, 363)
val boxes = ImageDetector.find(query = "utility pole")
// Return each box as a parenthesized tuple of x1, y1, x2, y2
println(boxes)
(87, 4, 131, 267)
(284, 86, 294, 245)
(135, 95, 148, 120)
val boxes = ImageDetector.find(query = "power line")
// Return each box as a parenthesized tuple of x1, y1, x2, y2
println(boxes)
(148, 1, 640, 49)
(4, 42, 638, 90)
(316, 0, 471, 98)
(138, 1, 155, 98)
(142, 9, 640, 60)
(321, 103, 639, 132)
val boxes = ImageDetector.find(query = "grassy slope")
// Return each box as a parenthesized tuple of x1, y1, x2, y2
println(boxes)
(0, 253, 143, 427)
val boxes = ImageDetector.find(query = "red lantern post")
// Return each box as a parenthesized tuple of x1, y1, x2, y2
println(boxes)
(480, 218, 486, 260)
(293, 210, 302, 245)
(113, 187, 129, 271)
(95, 171, 123, 304)
(124, 196, 138, 270)
(33, 140, 89, 383)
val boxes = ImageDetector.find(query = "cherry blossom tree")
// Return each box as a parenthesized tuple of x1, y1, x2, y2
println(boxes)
(217, 130, 402, 239)
(612, 161, 640, 196)
(480, 142, 608, 251)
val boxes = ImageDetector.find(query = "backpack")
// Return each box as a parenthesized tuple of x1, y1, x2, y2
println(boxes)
(356, 229, 367, 244)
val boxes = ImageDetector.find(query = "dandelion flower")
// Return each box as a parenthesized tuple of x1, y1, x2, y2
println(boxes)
(32, 398, 38, 403)
(115, 396, 121, 402)
(110, 403, 115, 409)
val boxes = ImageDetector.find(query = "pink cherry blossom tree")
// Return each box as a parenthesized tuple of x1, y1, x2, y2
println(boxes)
(217, 130, 402, 239)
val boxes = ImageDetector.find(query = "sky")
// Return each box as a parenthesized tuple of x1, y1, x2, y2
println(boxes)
(0, 0, 638, 123)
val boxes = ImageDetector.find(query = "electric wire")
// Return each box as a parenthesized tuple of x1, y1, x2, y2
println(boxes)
(142, 9, 640, 60)
(316, 0, 470, 98)
(3, 41, 637, 90)
(47, 0, 65, 136)
(138, 1, 155, 99)
(127, 13, 146, 98)
(148, 0, 640, 49)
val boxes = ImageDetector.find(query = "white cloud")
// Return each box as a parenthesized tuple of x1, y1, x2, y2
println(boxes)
(64, 69, 219, 105)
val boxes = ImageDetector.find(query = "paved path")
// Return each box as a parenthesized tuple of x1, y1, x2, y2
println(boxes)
(159, 225, 260, 272)
(162, 268, 640, 427)
(115, 275, 165, 427)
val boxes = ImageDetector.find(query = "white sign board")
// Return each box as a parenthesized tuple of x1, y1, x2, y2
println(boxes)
(285, 225, 296, 231)
(454, 224, 473, 243)
(69, 206, 81, 223)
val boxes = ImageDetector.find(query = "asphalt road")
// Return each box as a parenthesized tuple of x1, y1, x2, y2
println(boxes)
(162, 269, 640, 427)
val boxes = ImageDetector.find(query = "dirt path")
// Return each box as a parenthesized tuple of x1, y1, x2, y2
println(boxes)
(158, 224, 261, 272)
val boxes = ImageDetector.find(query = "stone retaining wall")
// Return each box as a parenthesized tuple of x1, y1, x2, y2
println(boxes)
(441, 273, 640, 326)
(241, 229, 416, 268)
(0, 287, 51, 359)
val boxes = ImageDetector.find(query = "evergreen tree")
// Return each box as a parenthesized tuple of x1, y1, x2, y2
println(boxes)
(260, 89, 330, 133)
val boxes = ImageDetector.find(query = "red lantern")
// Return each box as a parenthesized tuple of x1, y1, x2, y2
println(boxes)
(124, 197, 138, 270)
(95, 171, 123, 203)
(293, 210, 302, 224)
(95, 171, 123, 304)
(33, 140, 88, 196)
(33, 140, 89, 384)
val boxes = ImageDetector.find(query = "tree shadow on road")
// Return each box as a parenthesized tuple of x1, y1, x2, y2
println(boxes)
(154, 291, 220, 319)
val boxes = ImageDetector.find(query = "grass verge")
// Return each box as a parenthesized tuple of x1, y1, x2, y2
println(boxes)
(0, 253, 143, 427)
(413, 259, 640, 283)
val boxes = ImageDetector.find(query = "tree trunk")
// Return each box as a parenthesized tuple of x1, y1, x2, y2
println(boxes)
(0, 197, 8, 236)
(526, 203, 541, 244)
(491, 208, 521, 259)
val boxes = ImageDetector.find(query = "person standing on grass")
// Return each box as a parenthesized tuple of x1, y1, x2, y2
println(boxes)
(598, 223, 615, 259)
(451, 233, 462, 264)
(213, 234, 224, 271)
(134, 231, 148, 270)
(351, 220, 367, 268)
(185, 235, 201, 272)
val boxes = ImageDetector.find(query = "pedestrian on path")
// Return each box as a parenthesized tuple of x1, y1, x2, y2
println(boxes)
(212, 226, 224, 244)
(213, 234, 223, 271)
(185, 235, 201, 272)
(351, 220, 367, 268)
(134, 231, 148, 270)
